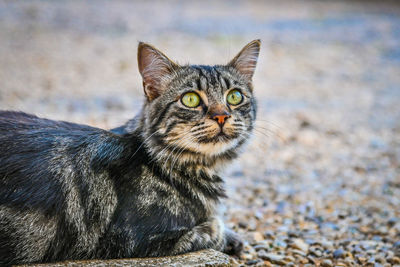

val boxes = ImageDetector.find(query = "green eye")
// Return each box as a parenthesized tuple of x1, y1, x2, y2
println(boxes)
(227, 89, 243, 105)
(181, 92, 201, 108)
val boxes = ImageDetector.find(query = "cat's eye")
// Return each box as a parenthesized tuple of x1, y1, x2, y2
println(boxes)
(181, 92, 201, 108)
(226, 89, 243, 105)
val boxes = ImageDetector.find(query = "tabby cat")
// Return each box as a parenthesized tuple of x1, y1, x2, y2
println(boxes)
(0, 40, 260, 265)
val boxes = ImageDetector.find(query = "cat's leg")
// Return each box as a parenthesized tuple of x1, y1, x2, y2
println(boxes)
(171, 217, 243, 256)
(223, 227, 243, 256)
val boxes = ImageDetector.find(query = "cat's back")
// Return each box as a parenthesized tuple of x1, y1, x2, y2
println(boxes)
(0, 110, 105, 170)
(0, 110, 111, 206)
(0, 110, 97, 132)
(0, 111, 126, 264)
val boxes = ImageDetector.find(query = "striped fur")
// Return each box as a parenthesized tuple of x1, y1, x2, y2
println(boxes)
(0, 40, 260, 265)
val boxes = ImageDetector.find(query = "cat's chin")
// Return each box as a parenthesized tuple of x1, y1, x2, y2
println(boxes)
(194, 138, 240, 157)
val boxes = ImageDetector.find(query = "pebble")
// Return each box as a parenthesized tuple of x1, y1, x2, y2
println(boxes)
(257, 251, 286, 265)
(321, 241, 335, 250)
(245, 259, 260, 265)
(238, 221, 248, 229)
(310, 249, 322, 257)
(256, 249, 269, 259)
(333, 248, 346, 259)
(247, 231, 265, 244)
(273, 239, 287, 248)
(291, 238, 309, 252)
(253, 243, 270, 251)
(388, 256, 400, 264)
(284, 255, 295, 262)
(321, 260, 333, 267)
(240, 252, 253, 261)
(291, 249, 307, 257)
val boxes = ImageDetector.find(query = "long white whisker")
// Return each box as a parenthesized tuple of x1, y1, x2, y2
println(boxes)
(130, 130, 160, 159)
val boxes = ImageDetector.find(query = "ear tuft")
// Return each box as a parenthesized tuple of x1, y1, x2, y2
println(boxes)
(137, 42, 177, 101)
(228, 39, 261, 80)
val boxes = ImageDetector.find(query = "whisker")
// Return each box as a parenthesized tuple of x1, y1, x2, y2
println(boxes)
(130, 130, 160, 159)
(254, 119, 284, 131)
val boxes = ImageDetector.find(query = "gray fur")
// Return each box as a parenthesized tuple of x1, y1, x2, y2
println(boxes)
(0, 40, 260, 265)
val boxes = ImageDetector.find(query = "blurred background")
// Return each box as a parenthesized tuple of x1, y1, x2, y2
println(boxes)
(1, 0, 399, 265)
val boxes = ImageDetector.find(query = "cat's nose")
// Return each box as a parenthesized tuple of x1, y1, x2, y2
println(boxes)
(211, 112, 231, 126)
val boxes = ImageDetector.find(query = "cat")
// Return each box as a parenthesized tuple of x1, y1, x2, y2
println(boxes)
(0, 40, 260, 265)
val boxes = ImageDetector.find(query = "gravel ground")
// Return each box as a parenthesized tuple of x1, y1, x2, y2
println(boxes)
(1, 1, 399, 266)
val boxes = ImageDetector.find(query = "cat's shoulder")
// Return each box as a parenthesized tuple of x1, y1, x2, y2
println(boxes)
(0, 110, 101, 133)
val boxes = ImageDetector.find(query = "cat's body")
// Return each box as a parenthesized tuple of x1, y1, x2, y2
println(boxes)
(0, 40, 260, 265)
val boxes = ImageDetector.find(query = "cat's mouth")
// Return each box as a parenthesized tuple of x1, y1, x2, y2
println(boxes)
(199, 129, 236, 143)
(216, 130, 227, 137)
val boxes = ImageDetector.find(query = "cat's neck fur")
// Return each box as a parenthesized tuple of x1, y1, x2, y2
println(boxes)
(113, 108, 236, 201)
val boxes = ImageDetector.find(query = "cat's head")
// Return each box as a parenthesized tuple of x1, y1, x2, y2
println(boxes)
(137, 40, 260, 165)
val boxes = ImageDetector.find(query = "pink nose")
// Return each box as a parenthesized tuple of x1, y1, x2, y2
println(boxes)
(211, 113, 231, 126)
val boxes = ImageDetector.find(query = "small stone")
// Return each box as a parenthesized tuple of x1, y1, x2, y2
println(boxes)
(240, 252, 253, 260)
(321, 240, 334, 250)
(257, 251, 286, 265)
(253, 243, 270, 251)
(299, 257, 309, 264)
(254, 211, 263, 220)
(352, 245, 363, 254)
(287, 230, 299, 238)
(246, 259, 261, 265)
(297, 129, 319, 146)
(291, 238, 309, 252)
(238, 221, 248, 229)
(307, 255, 316, 264)
(387, 256, 400, 264)
(321, 259, 333, 267)
(284, 255, 295, 262)
(257, 249, 268, 259)
(291, 249, 307, 257)
(375, 255, 386, 263)
(309, 247, 322, 257)
(344, 257, 356, 266)
(273, 239, 287, 248)
(357, 256, 367, 264)
(247, 231, 264, 244)
(388, 218, 398, 227)
(264, 230, 275, 239)
(333, 248, 346, 259)
(387, 250, 394, 258)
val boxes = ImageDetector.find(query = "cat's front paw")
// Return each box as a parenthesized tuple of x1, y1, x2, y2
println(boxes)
(224, 229, 243, 256)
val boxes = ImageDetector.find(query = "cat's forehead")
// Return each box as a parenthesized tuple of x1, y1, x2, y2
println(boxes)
(174, 65, 248, 98)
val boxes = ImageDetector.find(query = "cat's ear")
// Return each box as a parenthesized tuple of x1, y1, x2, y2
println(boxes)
(138, 42, 177, 101)
(228, 39, 261, 80)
